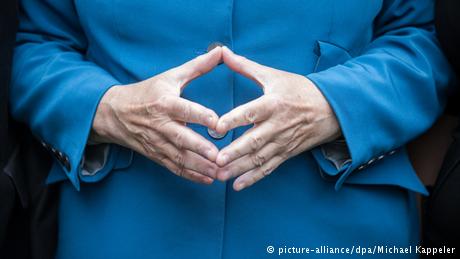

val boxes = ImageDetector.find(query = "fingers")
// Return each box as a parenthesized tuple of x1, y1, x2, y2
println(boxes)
(166, 97, 218, 129)
(172, 46, 223, 88)
(161, 158, 214, 185)
(221, 46, 269, 87)
(128, 139, 215, 184)
(215, 96, 273, 134)
(233, 155, 284, 191)
(215, 122, 275, 166)
(159, 142, 218, 179)
(163, 121, 219, 161)
(216, 142, 281, 181)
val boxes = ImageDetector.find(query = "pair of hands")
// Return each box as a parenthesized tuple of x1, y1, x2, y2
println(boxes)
(91, 46, 341, 191)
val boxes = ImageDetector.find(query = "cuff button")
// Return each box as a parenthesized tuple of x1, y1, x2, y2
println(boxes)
(63, 156, 71, 171)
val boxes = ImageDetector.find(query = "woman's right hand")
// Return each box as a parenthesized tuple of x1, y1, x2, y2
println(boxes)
(90, 47, 223, 184)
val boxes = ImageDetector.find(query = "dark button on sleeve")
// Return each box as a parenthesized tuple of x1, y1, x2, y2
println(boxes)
(62, 155, 71, 172)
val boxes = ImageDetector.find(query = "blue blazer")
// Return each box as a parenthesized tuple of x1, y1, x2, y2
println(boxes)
(11, 0, 452, 258)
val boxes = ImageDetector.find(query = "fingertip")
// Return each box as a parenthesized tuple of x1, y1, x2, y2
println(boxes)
(205, 114, 216, 129)
(233, 181, 245, 191)
(222, 46, 233, 54)
(216, 169, 229, 182)
(206, 147, 219, 162)
(216, 174, 226, 182)
(203, 177, 214, 185)
(209, 45, 223, 60)
(208, 45, 222, 54)
(206, 111, 219, 129)
(216, 153, 229, 167)
(215, 120, 228, 135)
(221, 47, 232, 62)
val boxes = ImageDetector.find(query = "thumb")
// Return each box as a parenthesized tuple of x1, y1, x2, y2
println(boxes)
(172, 46, 223, 89)
(221, 46, 269, 88)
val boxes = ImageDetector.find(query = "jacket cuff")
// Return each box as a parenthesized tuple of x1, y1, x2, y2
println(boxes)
(46, 144, 133, 186)
(40, 76, 118, 190)
(308, 71, 403, 191)
(320, 139, 352, 170)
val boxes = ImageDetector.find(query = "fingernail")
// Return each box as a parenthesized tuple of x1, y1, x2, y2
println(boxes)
(207, 167, 217, 178)
(207, 115, 215, 126)
(207, 149, 216, 161)
(218, 154, 229, 166)
(235, 182, 245, 191)
(217, 170, 229, 181)
(219, 122, 227, 132)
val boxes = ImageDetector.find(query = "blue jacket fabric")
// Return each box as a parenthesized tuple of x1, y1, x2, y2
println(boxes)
(11, 0, 452, 258)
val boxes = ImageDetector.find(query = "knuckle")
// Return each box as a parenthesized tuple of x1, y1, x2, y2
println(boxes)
(175, 167, 185, 177)
(181, 103, 192, 121)
(262, 166, 273, 176)
(269, 96, 284, 108)
(304, 111, 315, 124)
(197, 160, 210, 173)
(231, 115, 240, 126)
(250, 153, 266, 167)
(244, 109, 256, 123)
(174, 153, 185, 176)
(249, 136, 263, 151)
(174, 131, 185, 149)
(143, 144, 155, 158)
(231, 147, 243, 158)
(154, 95, 173, 113)
(157, 155, 171, 168)
(175, 152, 185, 166)
(139, 134, 155, 153)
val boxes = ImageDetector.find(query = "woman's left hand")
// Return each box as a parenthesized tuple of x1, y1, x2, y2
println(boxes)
(215, 47, 342, 191)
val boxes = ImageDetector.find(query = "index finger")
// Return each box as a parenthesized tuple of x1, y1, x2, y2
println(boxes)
(171, 46, 223, 87)
(221, 46, 270, 87)
(163, 121, 219, 161)
(167, 97, 218, 129)
(216, 97, 273, 134)
(215, 121, 274, 166)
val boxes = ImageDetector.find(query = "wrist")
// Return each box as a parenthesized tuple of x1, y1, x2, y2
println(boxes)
(90, 85, 123, 144)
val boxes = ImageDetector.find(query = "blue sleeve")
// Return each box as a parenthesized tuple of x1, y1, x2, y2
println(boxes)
(10, 0, 123, 190)
(307, 0, 453, 190)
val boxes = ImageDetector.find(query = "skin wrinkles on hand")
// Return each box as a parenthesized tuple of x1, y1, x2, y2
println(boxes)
(91, 47, 222, 184)
(91, 46, 341, 190)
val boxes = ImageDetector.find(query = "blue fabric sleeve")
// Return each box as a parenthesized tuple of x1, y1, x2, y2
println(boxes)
(307, 0, 453, 190)
(10, 0, 121, 190)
